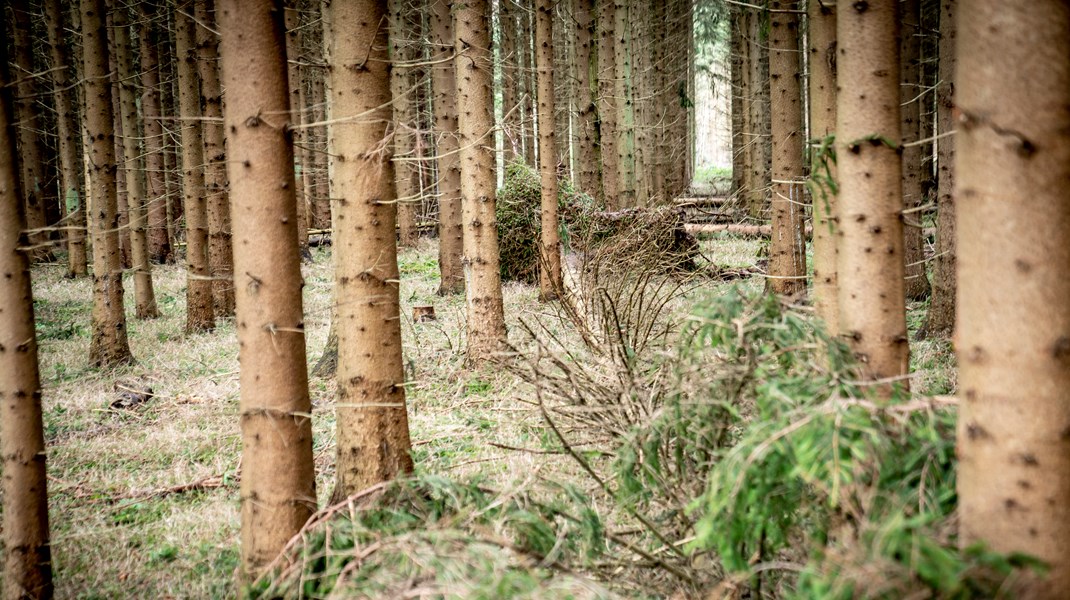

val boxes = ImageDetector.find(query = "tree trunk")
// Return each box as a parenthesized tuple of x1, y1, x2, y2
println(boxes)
(114, 3, 161, 320)
(196, 0, 235, 317)
(107, 24, 132, 271)
(520, 7, 537, 165)
(955, 2, 1070, 595)
(597, 0, 620, 208)
(553, 1, 572, 177)
(808, 0, 838, 334)
(139, 3, 173, 265)
(572, 0, 599, 197)
(84, 0, 134, 368)
(176, 2, 215, 333)
(431, 0, 464, 295)
(899, 0, 931, 301)
(614, 1, 636, 208)
(284, 0, 310, 255)
(0, 31, 53, 600)
(499, 0, 521, 161)
(747, 6, 771, 219)
(835, 0, 908, 385)
(921, 0, 955, 337)
(536, 0, 563, 299)
(218, 0, 316, 578)
(455, 0, 508, 360)
(45, 0, 88, 278)
(766, 1, 806, 297)
(326, 0, 415, 499)
(390, 0, 421, 248)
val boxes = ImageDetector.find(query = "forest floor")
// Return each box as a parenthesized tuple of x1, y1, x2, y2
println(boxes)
(21, 236, 954, 599)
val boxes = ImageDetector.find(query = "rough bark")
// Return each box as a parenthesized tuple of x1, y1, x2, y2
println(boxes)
(114, 3, 161, 320)
(747, 6, 771, 219)
(766, 1, 806, 297)
(107, 25, 132, 271)
(572, 0, 599, 197)
(389, 0, 421, 248)
(597, 0, 620, 207)
(430, 0, 464, 295)
(196, 0, 235, 317)
(535, 0, 562, 298)
(284, 1, 310, 254)
(84, 0, 134, 368)
(835, 0, 908, 385)
(45, 0, 88, 277)
(899, 0, 931, 301)
(0, 29, 53, 599)
(613, 1, 636, 208)
(955, 2, 1070, 595)
(499, 0, 522, 160)
(808, 0, 838, 334)
(176, 2, 215, 333)
(139, 3, 173, 265)
(218, 0, 317, 577)
(455, 0, 508, 360)
(921, 0, 955, 337)
(326, 0, 415, 499)
(519, 6, 536, 165)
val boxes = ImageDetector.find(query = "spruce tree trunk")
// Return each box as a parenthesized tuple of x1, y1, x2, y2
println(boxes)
(572, 0, 599, 197)
(808, 0, 838, 334)
(107, 28, 132, 271)
(735, 8, 755, 208)
(139, 4, 173, 265)
(520, 7, 537, 165)
(899, 0, 931, 301)
(84, 0, 134, 368)
(390, 0, 421, 248)
(835, 0, 908, 384)
(597, 0, 620, 208)
(921, 0, 955, 337)
(326, 0, 415, 499)
(0, 31, 53, 600)
(195, 0, 235, 317)
(500, 0, 522, 161)
(956, 2, 1070, 595)
(729, 8, 746, 197)
(613, 0, 636, 208)
(455, 0, 508, 360)
(284, 1, 310, 255)
(536, 0, 562, 299)
(218, 0, 316, 577)
(176, 2, 215, 333)
(431, 0, 464, 295)
(766, 1, 806, 297)
(114, 4, 161, 320)
(747, 7, 771, 219)
(45, 0, 88, 278)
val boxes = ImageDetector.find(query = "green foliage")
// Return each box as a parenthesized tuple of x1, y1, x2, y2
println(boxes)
(34, 298, 90, 341)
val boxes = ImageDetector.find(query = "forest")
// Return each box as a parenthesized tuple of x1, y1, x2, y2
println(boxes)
(1, 0, 1068, 598)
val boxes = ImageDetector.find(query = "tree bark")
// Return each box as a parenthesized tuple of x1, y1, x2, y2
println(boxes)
(597, 0, 620, 208)
(455, 0, 508, 360)
(499, 0, 522, 161)
(431, 0, 464, 295)
(218, 0, 316, 578)
(766, 1, 806, 297)
(835, 0, 908, 385)
(139, 3, 174, 265)
(899, 0, 931, 301)
(84, 0, 134, 368)
(519, 6, 537, 165)
(536, 0, 562, 299)
(0, 30, 53, 600)
(326, 0, 415, 499)
(390, 0, 421, 248)
(613, 1, 636, 208)
(176, 2, 215, 333)
(284, 0, 310, 254)
(808, 0, 838, 334)
(572, 0, 599, 197)
(955, 2, 1070, 595)
(746, 5, 771, 219)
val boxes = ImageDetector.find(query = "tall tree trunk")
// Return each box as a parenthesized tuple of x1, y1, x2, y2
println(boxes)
(45, 0, 88, 277)
(499, 0, 522, 161)
(455, 0, 508, 360)
(139, 3, 174, 265)
(84, 0, 134, 368)
(196, 0, 235, 317)
(956, 2, 1070, 595)
(572, 0, 599, 197)
(899, 0, 930, 301)
(284, 0, 310, 254)
(597, 0, 620, 208)
(115, 3, 161, 320)
(836, 0, 907, 385)
(107, 23, 132, 271)
(326, 0, 414, 499)
(176, 2, 215, 333)
(390, 0, 421, 248)
(808, 0, 838, 334)
(729, 8, 746, 197)
(536, 0, 562, 299)
(766, 1, 806, 297)
(520, 6, 537, 165)
(554, 1, 572, 177)
(921, 0, 955, 337)
(747, 6, 771, 219)
(218, 0, 317, 578)
(431, 0, 464, 295)
(0, 30, 53, 600)
(12, 4, 54, 263)
(614, 0, 636, 207)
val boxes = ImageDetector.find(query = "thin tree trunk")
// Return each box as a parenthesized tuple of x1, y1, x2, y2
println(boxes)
(431, 0, 464, 295)
(766, 0, 806, 297)
(520, 6, 537, 165)
(326, 0, 414, 500)
(140, 3, 173, 265)
(455, 0, 508, 360)
(747, 6, 771, 219)
(921, 0, 955, 337)
(218, 0, 317, 578)
(390, 0, 421, 248)
(572, 0, 599, 197)
(500, 0, 522, 161)
(536, 0, 562, 299)
(284, 0, 310, 255)
(836, 0, 907, 385)
(808, 0, 838, 334)
(0, 30, 53, 599)
(956, 2, 1070, 595)
(107, 22, 132, 271)
(196, 0, 235, 317)
(115, 3, 161, 320)
(899, 0, 930, 301)
(614, 0, 636, 208)
(597, 0, 620, 208)
(729, 8, 746, 197)
(176, 2, 215, 333)
(45, 0, 88, 278)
